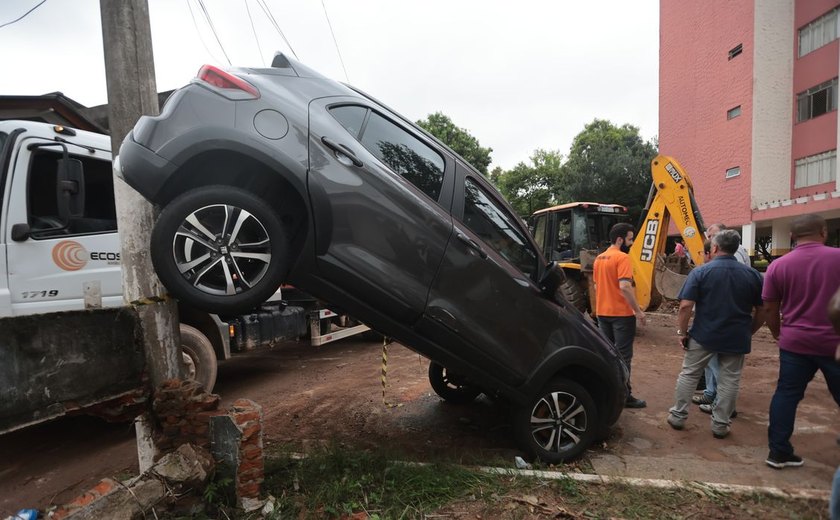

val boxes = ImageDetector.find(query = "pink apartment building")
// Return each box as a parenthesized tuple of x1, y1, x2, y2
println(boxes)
(660, 0, 840, 255)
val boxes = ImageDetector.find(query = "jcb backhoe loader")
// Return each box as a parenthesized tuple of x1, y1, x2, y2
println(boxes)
(529, 155, 706, 314)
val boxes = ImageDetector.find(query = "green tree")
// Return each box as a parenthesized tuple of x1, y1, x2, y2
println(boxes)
(417, 112, 493, 175)
(491, 149, 564, 217)
(558, 119, 658, 224)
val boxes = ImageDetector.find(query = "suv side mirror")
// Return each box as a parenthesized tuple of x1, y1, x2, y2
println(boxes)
(57, 158, 85, 221)
(539, 261, 566, 298)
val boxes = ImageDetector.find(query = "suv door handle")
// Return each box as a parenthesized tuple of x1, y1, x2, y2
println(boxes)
(456, 233, 487, 259)
(321, 136, 363, 167)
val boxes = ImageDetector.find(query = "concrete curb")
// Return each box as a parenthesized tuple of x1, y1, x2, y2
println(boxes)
(387, 459, 829, 502)
(476, 465, 830, 502)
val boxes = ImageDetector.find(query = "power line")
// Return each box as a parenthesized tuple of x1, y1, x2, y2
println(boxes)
(197, 0, 231, 65)
(321, 0, 349, 82)
(185, 0, 224, 65)
(256, 0, 298, 59)
(244, 0, 265, 66)
(0, 0, 47, 30)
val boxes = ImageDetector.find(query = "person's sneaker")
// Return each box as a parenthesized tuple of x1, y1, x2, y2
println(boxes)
(625, 396, 647, 409)
(692, 394, 714, 405)
(698, 403, 738, 418)
(765, 452, 804, 469)
(712, 426, 730, 439)
(667, 414, 685, 430)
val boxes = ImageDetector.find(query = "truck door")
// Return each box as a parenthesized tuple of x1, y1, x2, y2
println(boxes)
(4, 136, 121, 316)
(307, 97, 454, 324)
(416, 163, 565, 386)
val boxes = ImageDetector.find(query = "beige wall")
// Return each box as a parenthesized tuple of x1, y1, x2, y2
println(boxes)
(751, 0, 794, 207)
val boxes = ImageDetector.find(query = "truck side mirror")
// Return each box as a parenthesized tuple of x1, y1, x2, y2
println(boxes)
(11, 223, 31, 242)
(57, 158, 85, 221)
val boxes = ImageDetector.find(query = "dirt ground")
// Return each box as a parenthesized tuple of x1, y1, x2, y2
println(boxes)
(1, 312, 838, 516)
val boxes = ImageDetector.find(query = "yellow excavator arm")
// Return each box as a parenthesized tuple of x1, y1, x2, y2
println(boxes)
(628, 155, 706, 311)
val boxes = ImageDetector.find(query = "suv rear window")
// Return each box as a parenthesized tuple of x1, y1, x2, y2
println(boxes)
(330, 105, 445, 201)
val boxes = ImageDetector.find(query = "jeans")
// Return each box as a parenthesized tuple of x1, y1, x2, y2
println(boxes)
(768, 349, 840, 456)
(831, 466, 840, 520)
(669, 338, 744, 432)
(599, 315, 636, 394)
(703, 354, 719, 400)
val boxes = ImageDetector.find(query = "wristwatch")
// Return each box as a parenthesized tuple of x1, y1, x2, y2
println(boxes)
(677, 329, 686, 336)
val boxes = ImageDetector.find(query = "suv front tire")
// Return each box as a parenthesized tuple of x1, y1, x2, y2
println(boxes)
(513, 378, 598, 463)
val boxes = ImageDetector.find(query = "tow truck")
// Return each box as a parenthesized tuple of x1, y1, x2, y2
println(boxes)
(529, 155, 707, 313)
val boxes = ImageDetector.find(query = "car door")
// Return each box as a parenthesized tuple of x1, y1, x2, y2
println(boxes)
(5, 136, 122, 315)
(307, 97, 454, 324)
(416, 162, 566, 386)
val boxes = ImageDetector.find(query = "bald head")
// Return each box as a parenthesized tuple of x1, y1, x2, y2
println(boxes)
(705, 223, 727, 239)
(791, 214, 826, 242)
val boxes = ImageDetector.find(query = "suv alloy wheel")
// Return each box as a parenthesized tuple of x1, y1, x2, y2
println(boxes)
(151, 186, 290, 314)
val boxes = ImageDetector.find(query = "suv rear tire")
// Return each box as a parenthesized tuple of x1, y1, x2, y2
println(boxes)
(514, 378, 598, 463)
(151, 186, 290, 315)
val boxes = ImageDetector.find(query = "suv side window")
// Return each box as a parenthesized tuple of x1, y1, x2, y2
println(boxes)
(28, 151, 117, 238)
(463, 178, 538, 277)
(330, 105, 367, 138)
(330, 106, 445, 201)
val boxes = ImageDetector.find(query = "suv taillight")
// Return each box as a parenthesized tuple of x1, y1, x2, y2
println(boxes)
(196, 65, 260, 99)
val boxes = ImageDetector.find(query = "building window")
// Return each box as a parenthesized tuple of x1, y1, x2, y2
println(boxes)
(799, 7, 839, 57)
(797, 78, 838, 122)
(725, 166, 741, 179)
(795, 150, 837, 188)
(727, 106, 742, 119)
(728, 43, 743, 60)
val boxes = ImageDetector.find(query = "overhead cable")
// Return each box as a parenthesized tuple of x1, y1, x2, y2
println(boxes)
(244, 0, 266, 66)
(321, 0, 349, 82)
(197, 0, 232, 65)
(0, 0, 47, 30)
(185, 0, 224, 65)
(256, 0, 298, 59)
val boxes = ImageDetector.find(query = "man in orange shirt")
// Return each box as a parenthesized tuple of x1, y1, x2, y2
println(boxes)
(593, 223, 647, 408)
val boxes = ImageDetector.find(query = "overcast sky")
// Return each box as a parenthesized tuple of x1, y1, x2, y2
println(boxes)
(0, 0, 659, 171)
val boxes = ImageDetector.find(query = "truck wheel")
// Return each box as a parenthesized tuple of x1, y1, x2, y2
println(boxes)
(151, 186, 290, 315)
(428, 362, 481, 404)
(559, 276, 588, 314)
(180, 324, 218, 393)
(513, 378, 598, 463)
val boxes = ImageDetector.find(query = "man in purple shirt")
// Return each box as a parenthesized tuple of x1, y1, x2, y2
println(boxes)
(763, 214, 840, 469)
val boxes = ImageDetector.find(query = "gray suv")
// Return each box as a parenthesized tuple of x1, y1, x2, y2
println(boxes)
(117, 54, 627, 462)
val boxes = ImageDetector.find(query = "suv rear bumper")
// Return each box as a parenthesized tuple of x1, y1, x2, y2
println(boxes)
(117, 131, 177, 204)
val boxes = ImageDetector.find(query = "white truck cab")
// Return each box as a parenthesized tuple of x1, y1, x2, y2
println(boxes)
(0, 121, 122, 316)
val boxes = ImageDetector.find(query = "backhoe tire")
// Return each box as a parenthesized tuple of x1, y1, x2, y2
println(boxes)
(180, 324, 218, 393)
(559, 277, 588, 314)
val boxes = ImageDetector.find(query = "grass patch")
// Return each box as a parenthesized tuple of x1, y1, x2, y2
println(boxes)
(263, 444, 500, 518)
(170, 447, 828, 519)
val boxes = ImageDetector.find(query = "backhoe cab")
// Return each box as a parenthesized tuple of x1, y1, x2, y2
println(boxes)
(530, 155, 707, 314)
(529, 202, 630, 314)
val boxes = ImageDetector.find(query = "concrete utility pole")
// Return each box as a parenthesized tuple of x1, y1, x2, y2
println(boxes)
(100, 0, 183, 468)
